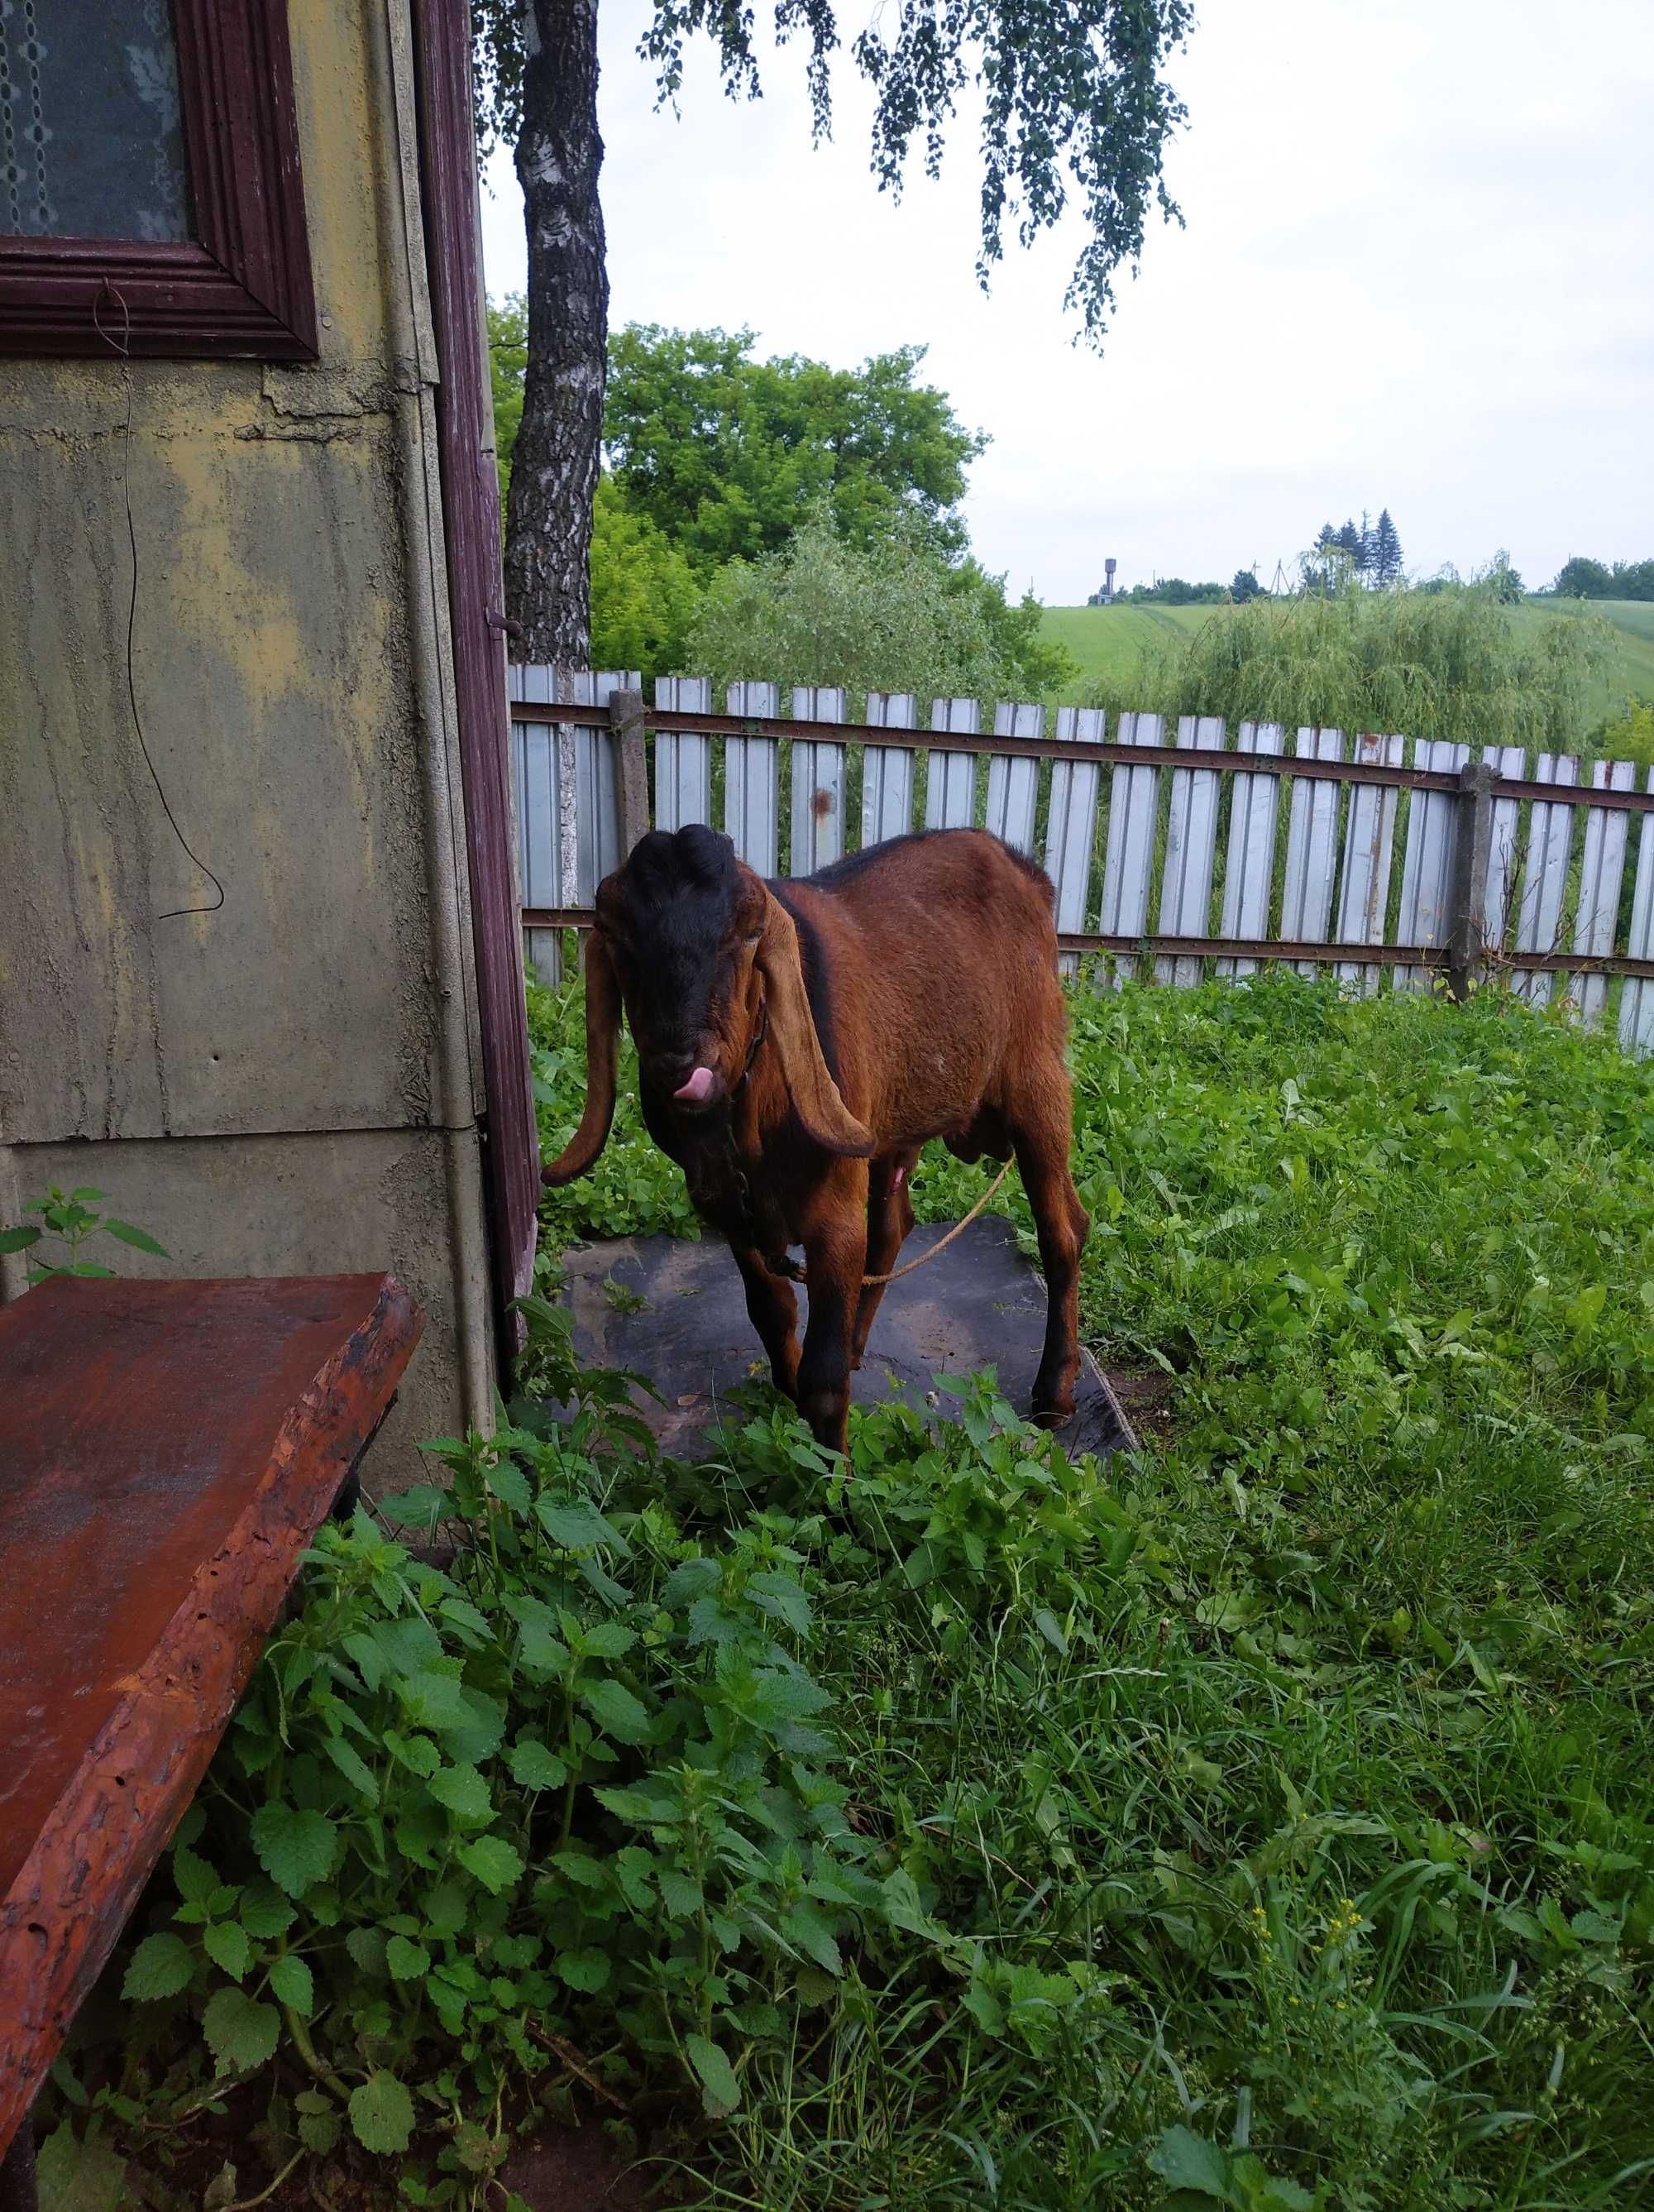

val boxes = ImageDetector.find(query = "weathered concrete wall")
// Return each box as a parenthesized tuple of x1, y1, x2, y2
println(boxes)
(0, 1, 498, 1458)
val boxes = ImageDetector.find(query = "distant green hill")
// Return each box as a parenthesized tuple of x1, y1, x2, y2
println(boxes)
(1042, 597, 1654, 729)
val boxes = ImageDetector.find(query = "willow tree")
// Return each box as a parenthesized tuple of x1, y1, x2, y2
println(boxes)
(471, 0, 1195, 667)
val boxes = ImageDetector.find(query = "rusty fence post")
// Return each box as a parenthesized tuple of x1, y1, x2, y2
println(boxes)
(610, 689, 650, 859)
(1447, 759, 1494, 1000)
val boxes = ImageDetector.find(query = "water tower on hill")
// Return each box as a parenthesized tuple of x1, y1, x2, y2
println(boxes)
(1087, 558, 1117, 606)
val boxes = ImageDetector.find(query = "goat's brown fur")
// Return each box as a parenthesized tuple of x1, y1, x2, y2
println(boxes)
(543, 826, 1088, 1454)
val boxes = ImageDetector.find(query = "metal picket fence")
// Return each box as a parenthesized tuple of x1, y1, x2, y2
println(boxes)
(509, 668, 1654, 1053)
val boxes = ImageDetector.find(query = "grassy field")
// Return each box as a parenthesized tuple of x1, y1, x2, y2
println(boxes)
(1045, 598, 1654, 730)
(65, 976, 1654, 2212)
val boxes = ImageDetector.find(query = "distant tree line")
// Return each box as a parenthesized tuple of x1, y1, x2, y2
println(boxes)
(1548, 556, 1654, 601)
(1307, 510, 1403, 589)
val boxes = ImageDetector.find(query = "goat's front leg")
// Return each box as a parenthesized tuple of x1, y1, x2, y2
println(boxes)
(729, 1241, 801, 1402)
(796, 1177, 868, 1456)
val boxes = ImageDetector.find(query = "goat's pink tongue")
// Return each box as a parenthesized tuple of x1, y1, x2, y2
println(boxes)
(674, 1065, 715, 1104)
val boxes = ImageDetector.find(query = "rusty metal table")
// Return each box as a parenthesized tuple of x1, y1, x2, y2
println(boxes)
(0, 1274, 423, 2200)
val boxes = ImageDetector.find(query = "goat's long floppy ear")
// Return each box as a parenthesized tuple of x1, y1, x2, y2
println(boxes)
(542, 932, 621, 1185)
(755, 890, 874, 1157)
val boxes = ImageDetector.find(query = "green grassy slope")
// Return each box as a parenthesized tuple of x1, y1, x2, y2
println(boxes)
(1044, 597, 1654, 725)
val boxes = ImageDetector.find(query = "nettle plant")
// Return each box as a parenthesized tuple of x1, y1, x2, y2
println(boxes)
(0, 1185, 167, 1281)
(112, 1299, 949, 2186)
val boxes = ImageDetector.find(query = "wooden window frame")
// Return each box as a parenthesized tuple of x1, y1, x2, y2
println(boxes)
(0, 0, 316, 360)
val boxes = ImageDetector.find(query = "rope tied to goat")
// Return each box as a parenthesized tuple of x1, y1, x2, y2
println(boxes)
(764, 1157, 1016, 1290)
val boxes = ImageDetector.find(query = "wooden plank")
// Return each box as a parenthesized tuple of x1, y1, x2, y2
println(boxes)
(1281, 729, 1346, 977)
(862, 692, 917, 848)
(1045, 706, 1106, 978)
(1334, 734, 1404, 994)
(1481, 743, 1528, 947)
(1393, 739, 1470, 991)
(1155, 715, 1226, 985)
(1513, 753, 1581, 1005)
(925, 696, 980, 830)
(1097, 711, 1164, 985)
(789, 687, 847, 875)
(0, 1275, 423, 2159)
(986, 701, 1045, 855)
(1567, 758, 1636, 1022)
(1217, 722, 1284, 979)
(568, 671, 638, 901)
(417, 6, 538, 1319)
(1619, 767, 1654, 1056)
(653, 674, 712, 832)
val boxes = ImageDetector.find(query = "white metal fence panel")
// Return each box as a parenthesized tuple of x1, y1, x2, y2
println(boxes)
(510, 663, 562, 982)
(789, 686, 847, 875)
(1619, 767, 1654, 1056)
(1514, 754, 1580, 1006)
(1333, 734, 1404, 995)
(1045, 706, 1105, 978)
(863, 692, 917, 848)
(724, 680, 780, 877)
(1393, 739, 1470, 992)
(986, 701, 1044, 855)
(508, 671, 1654, 1055)
(1281, 729, 1346, 977)
(925, 697, 980, 830)
(653, 674, 712, 832)
(1217, 721, 1284, 979)
(1481, 744, 1527, 945)
(1156, 715, 1226, 985)
(1569, 758, 1637, 1022)
(1097, 712, 1164, 985)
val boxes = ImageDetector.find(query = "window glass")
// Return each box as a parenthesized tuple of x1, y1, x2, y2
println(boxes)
(0, 0, 191, 242)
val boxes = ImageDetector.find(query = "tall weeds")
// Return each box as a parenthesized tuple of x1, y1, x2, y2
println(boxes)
(1095, 577, 1615, 754)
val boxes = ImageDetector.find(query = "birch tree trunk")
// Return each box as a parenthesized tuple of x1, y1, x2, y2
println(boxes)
(504, 0, 607, 668)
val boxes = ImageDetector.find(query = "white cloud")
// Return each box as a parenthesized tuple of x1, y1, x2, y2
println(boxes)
(478, 0, 1654, 603)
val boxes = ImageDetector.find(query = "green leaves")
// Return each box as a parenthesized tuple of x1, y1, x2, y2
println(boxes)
(122, 1933, 194, 2001)
(349, 2071, 415, 2155)
(267, 1954, 314, 2015)
(201, 1987, 280, 2074)
(455, 1836, 523, 1895)
(684, 2034, 741, 2118)
(580, 1678, 652, 1744)
(426, 1761, 496, 1827)
(249, 1804, 337, 1898)
(202, 1922, 251, 1982)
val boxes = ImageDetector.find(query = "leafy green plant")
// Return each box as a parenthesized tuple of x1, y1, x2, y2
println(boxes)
(0, 1185, 167, 1281)
(54, 974, 1654, 2211)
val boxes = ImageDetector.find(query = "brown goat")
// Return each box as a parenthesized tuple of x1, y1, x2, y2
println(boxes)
(543, 825, 1088, 1454)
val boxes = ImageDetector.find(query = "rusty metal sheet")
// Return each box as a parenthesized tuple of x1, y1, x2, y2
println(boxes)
(0, 1274, 423, 2158)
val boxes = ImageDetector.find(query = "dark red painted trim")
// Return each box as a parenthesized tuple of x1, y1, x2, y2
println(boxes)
(413, 1, 540, 1333)
(0, 0, 315, 360)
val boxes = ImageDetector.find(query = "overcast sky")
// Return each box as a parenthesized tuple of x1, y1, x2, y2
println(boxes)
(476, 0, 1654, 606)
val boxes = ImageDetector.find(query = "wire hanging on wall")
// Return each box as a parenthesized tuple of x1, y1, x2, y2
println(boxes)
(92, 281, 225, 922)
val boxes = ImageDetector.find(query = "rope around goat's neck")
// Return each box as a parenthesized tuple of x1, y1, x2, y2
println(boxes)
(770, 1157, 1016, 1288)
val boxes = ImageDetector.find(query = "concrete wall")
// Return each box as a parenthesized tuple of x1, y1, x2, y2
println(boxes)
(0, 1, 499, 1477)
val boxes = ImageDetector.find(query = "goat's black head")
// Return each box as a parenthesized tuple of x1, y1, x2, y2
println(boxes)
(543, 826, 872, 1186)
(595, 826, 758, 1105)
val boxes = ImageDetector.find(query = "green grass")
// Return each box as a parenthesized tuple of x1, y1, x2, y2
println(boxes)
(1044, 599, 1654, 735)
(64, 975, 1654, 2212)
(524, 970, 1654, 2208)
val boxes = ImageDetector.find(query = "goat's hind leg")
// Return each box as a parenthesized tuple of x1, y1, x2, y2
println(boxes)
(1006, 1068, 1089, 1427)
(851, 1147, 919, 1368)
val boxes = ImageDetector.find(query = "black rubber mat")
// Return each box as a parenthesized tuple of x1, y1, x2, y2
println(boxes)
(559, 1216, 1136, 1461)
